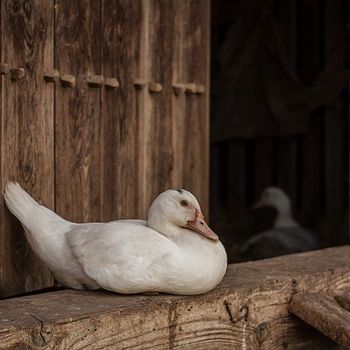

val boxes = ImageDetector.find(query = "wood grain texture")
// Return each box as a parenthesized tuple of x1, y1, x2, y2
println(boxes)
(289, 292, 350, 349)
(101, 0, 143, 220)
(142, 0, 177, 214)
(181, 0, 210, 216)
(171, 1, 187, 195)
(0, 0, 54, 297)
(0, 246, 348, 349)
(54, 0, 102, 222)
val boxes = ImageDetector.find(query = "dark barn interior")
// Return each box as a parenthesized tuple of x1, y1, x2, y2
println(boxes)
(210, 0, 349, 262)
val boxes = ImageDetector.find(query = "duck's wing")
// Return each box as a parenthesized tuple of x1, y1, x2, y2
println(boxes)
(66, 221, 178, 293)
(111, 219, 146, 225)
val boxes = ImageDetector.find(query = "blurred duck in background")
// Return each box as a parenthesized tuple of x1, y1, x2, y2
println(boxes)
(238, 187, 319, 261)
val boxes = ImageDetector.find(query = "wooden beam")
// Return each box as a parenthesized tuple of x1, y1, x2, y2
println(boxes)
(0, 246, 348, 349)
(289, 292, 350, 349)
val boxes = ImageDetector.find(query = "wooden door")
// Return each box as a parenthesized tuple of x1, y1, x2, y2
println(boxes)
(0, 0, 209, 298)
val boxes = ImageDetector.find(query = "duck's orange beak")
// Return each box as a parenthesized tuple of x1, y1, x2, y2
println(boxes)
(186, 210, 219, 242)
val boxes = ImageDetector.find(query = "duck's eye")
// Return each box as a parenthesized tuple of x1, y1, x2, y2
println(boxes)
(180, 200, 189, 207)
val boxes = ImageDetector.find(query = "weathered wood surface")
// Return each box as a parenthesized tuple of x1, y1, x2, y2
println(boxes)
(55, 0, 103, 222)
(0, 0, 209, 297)
(142, 0, 176, 216)
(182, 0, 210, 216)
(0, 246, 348, 349)
(101, 0, 143, 220)
(289, 292, 350, 349)
(0, 0, 54, 297)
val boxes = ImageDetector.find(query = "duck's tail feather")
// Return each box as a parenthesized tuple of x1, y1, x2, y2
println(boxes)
(4, 182, 71, 235)
(4, 182, 39, 222)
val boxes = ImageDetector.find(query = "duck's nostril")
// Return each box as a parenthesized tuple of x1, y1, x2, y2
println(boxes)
(200, 221, 204, 225)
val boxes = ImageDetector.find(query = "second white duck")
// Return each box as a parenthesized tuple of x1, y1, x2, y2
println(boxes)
(4, 183, 227, 295)
(238, 187, 319, 260)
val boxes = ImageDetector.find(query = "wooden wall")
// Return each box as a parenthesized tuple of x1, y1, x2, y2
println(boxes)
(210, 0, 348, 261)
(0, 0, 209, 298)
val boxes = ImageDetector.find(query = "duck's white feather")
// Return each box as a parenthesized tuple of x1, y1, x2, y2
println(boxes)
(67, 221, 226, 294)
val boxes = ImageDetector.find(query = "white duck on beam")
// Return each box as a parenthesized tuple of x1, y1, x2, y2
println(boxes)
(4, 184, 227, 295)
(239, 187, 319, 261)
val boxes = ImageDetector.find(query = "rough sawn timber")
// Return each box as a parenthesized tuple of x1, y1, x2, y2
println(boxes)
(0, 246, 349, 349)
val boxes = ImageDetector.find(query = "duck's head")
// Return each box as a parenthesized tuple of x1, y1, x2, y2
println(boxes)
(253, 187, 291, 213)
(147, 189, 219, 242)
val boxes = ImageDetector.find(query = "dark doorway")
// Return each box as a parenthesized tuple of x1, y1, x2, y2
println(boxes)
(210, 0, 349, 263)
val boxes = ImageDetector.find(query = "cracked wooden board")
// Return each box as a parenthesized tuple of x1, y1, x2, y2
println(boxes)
(0, 246, 349, 349)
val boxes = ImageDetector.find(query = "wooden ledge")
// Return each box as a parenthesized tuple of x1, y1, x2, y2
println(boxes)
(0, 246, 349, 349)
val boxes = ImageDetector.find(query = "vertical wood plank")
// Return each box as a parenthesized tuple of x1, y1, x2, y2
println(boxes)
(134, 0, 151, 218)
(55, 0, 102, 222)
(0, 0, 54, 297)
(172, 0, 186, 192)
(142, 0, 176, 212)
(182, 0, 210, 216)
(323, 0, 347, 245)
(101, 0, 143, 220)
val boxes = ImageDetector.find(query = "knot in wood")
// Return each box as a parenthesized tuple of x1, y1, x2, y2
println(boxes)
(10, 68, 25, 80)
(256, 321, 271, 345)
(0, 63, 9, 75)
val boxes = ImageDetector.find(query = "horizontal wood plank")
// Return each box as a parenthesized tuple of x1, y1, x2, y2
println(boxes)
(0, 246, 348, 349)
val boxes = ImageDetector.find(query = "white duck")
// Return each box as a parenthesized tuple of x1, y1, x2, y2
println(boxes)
(238, 187, 319, 260)
(4, 183, 227, 295)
